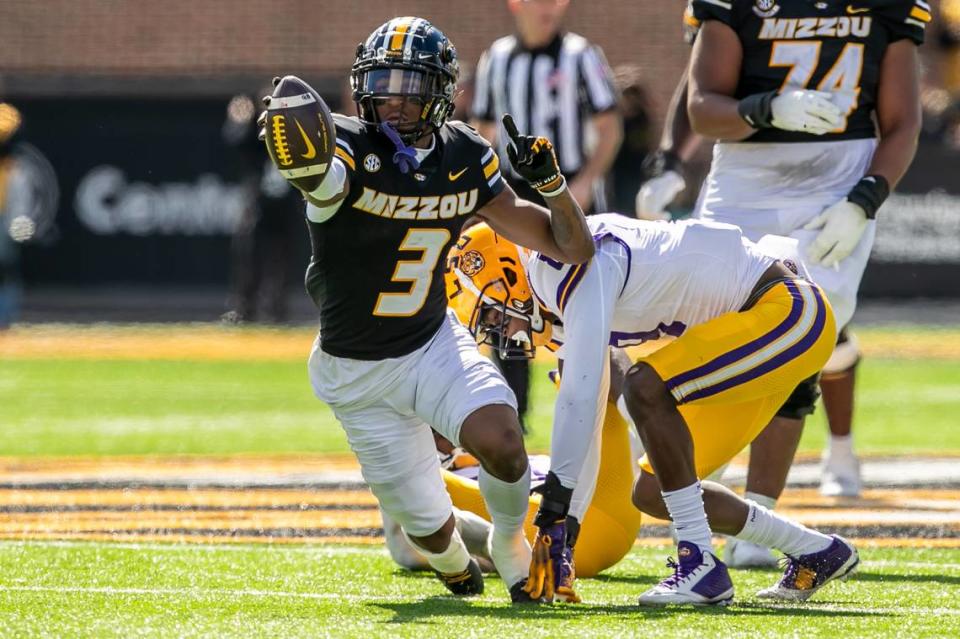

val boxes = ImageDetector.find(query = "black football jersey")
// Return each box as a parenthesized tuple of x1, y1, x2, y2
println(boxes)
(305, 115, 505, 360)
(688, 0, 929, 143)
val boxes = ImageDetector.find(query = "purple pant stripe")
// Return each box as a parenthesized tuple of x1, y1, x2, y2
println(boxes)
(677, 284, 827, 404)
(665, 279, 804, 392)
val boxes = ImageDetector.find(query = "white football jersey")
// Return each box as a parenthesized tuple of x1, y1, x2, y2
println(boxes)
(526, 214, 776, 351)
(523, 214, 776, 494)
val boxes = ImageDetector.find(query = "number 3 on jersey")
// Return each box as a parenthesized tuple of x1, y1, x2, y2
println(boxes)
(374, 228, 451, 317)
(770, 41, 864, 131)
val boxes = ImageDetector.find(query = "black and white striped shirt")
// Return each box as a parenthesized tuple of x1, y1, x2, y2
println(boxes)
(471, 32, 618, 179)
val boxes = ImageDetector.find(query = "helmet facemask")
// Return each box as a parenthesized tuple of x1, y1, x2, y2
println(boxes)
(458, 272, 547, 361)
(353, 67, 454, 145)
(445, 223, 553, 359)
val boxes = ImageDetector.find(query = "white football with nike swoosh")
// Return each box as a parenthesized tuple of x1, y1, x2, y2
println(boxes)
(263, 75, 336, 192)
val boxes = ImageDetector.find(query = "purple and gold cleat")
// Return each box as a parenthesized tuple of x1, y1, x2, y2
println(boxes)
(638, 541, 735, 606)
(757, 535, 859, 602)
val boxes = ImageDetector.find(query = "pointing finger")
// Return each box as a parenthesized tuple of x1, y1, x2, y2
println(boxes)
(502, 113, 521, 142)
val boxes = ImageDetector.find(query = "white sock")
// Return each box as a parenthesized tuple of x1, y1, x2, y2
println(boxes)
(662, 481, 713, 556)
(479, 465, 532, 587)
(743, 491, 777, 511)
(410, 526, 471, 574)
(829, 434, 854, 458)
(738, 501, 833, 557)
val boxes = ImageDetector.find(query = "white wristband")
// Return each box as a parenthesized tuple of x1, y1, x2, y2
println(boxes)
(307, 157, 347, 202)
(539, 176, 567, 198)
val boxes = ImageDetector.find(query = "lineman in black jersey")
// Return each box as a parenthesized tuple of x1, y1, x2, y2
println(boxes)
(635, 0, 927, 571)
(268, 18, 594, 603)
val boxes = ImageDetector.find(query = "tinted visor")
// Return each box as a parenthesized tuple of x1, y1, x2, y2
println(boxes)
(359, 68, 432, 97)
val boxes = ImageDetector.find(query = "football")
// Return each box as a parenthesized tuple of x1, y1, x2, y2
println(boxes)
(262, 75, 336, 192)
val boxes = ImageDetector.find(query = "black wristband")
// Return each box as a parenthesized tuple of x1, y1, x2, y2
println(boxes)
(737, 91, 777, 129)
(532, 471, 573, 528)
(641, 149, 682, 180)
(846, 175, 890, 220)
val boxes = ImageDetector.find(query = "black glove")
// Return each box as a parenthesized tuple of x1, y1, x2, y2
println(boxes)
(502, 114, 565, 196)
(255, 76, 283, 143)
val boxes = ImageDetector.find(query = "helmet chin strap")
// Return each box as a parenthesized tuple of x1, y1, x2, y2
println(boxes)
(379, 121, 421, 174)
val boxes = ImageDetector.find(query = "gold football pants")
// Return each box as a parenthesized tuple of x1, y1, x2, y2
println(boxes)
(639, 278, 836, 478)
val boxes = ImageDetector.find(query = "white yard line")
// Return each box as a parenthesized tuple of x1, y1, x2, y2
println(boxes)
(0, 585, 422, 602)
(0, 585, 957, 616)
(864, 559, 960, 571)
(0, 539, 382, 556)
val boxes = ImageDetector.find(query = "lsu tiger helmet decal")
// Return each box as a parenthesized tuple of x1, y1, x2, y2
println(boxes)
(445, 222, 553, 359)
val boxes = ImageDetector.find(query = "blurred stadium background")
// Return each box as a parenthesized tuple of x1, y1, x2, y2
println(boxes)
(0, 0, 958, 319)
(1, 2, 960, 636)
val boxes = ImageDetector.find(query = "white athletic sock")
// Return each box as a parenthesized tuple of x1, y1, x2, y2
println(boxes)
(410, 526, 471, 574)
(743, 491, 777, 511)
(479, 465, 532, 588)
(737, 501, 833, 557)
(662, 481, 713, 556)
(829, 434, 855, 458)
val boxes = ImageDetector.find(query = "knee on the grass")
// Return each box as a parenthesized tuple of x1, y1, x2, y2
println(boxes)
(623, 362, 673, 420)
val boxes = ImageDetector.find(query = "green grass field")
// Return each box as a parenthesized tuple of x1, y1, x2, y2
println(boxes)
(3, 356, 960, 456)
(2, 325, 960, 637)
(0, 541, 957, 638)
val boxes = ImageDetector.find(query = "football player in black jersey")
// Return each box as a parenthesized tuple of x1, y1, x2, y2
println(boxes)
(632, 0, 925, 595)
(262, 17, 593, 604)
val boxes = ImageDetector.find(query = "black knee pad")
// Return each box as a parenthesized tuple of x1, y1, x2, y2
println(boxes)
(776, 373, 821, 420)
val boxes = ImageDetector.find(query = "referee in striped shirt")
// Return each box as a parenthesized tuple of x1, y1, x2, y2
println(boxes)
(470, 0, 622, 431)
(471, 0, 622, 214)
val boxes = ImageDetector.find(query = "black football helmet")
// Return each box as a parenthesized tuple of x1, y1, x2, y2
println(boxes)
(351, 17, 460, 145)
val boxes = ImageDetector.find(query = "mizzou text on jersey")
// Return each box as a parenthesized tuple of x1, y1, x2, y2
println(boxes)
(305, 115, 504, 359)
(688, 0, 929, 143)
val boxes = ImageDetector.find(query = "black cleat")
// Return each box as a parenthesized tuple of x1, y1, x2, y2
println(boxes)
(436, 558, 484, 596)
(509, 578, 547, 604)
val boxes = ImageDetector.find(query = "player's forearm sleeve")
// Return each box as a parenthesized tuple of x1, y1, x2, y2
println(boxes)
(550, 246, 625, 490)
(305, 157, 347, 223)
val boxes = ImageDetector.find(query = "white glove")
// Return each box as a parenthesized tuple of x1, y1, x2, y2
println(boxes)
(771, 90, 844, 135)
(803, 199, 869, 268)
(635, 170, 685, 221)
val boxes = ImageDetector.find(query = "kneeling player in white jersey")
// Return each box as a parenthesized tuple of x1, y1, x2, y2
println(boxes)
(448, 215, 859, 606)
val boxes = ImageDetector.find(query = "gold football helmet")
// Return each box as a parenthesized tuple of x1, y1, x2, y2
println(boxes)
(445, 222, 552, 359)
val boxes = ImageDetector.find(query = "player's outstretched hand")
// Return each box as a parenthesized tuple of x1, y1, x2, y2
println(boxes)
(260, 75, 336, 193)
(522, 519, 582, 604)
(523, 528, 556, 602)
(502, 114, 565, 196)
(636, 171, 684, 221)
(804, 199, 868, 268)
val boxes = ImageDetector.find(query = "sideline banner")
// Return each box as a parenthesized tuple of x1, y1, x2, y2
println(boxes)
(14, 97, 307, 286)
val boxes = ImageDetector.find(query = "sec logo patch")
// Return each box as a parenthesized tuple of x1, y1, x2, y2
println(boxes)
(363, 154, 381, 173)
